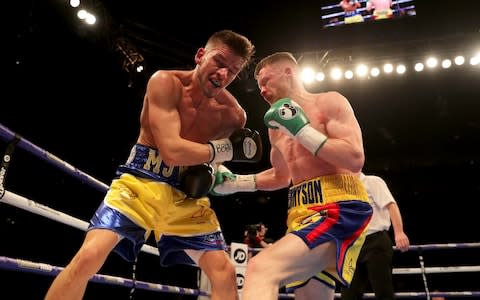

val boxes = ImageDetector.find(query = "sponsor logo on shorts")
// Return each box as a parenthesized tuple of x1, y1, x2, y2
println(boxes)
(288, 179, 323, 209)
(144, 149, 180, 178)
(120, 145, 185, 184)
(203, 232, 225, 246)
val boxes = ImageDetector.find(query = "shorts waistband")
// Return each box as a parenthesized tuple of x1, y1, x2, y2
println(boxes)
(287, 174, 368, 209)
(116, 144, 187, 187)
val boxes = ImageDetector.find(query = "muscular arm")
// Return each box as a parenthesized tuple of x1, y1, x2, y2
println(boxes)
(216, 89, 247, 131)
(256, 141, 291, 190)
(316, 92, 364, 172)
(387, 202, 410, 252)
(146, 71, 213, 166)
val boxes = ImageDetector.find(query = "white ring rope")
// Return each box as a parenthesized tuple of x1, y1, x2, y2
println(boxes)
(393, 265, 480, 274)
(246, 242, 480, 254)
(2, 188, 480, 277)
(0, 190, 159, 256)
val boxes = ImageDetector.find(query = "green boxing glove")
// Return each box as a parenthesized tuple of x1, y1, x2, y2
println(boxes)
(264, 98, 328, 155)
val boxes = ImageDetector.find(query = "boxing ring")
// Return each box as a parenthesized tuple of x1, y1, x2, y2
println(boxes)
(0, 122, 479, 299)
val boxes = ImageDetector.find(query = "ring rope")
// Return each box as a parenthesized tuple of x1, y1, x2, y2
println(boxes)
(1, 255, 478, 299)
(0, 189, 159, 256)
(399, 243, 480, 250)
(0, 123, 108, 193)
(3, 188, 479, 276)
(0, 256, 208, 297)
(246, 242, 480, 254)
(278, 291, 480, 299)
(393, 265, 480, 274)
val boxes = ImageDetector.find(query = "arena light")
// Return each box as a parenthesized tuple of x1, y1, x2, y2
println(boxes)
(370, 67, 380, 77)
(315, 72, 325, 82)
(454, 56, 465, 66)
(426, 57, 438, 68)
(293, 45, 477, 85)
(441, 59, 452, 69)
(414, 62, 424, 72)
(383, 63, 394, 74)
(330, 68, 343, 80)
(76, 9, 96, 25)
(470, 54, 479, 66)
(344, 70, 354, 80)
(69, 0, 80, 8)
(396, 64, 406, 74)
(301, 67, 316, 84)
(85, 13, 96, 25)
(355, 64, 368, 78)
(77, 9, 87, 19)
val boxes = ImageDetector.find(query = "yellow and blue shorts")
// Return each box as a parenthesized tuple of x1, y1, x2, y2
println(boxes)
(285, 174, 372, 291)
(373, 9, 393, 20)
(344, 11, 364, 24)
(88, 144, 225, 266)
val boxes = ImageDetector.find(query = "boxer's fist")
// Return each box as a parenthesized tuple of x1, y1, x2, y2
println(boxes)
(209, 128, 263, 163)
(264, 98, 310, 136)
(179, 164, 215, 198)
(264, 98, 328, 155)
(210, 165, 256, 196)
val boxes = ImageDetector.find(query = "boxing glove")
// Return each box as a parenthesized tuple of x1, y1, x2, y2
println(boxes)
(209, 128, 263, 163)
(210, 165, 256, 196)
(264, 98, 328, 155)
(179, 164, 215, 198)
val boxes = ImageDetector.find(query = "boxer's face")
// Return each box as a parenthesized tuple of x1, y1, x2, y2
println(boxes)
(196, 44, 245, 96)
(256, 64, 290, 104)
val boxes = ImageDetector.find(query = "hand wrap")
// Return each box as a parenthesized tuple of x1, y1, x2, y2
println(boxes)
(210, 165, 256, 196)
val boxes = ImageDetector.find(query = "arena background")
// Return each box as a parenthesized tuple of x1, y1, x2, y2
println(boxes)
(3, 0, 479, 299)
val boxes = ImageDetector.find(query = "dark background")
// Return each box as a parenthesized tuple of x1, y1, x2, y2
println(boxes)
(3, 0, 479, 299)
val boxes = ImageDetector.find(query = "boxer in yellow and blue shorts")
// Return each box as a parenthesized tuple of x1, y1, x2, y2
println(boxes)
(284, 175, 372, 291)
(340, 0, 365, 24)
(45, 30, 260, 300)
(366, 0, 394, 20)
(90, 144, 225, 266)
(213, 171, 372, 297)
(210, 52, 374, 300)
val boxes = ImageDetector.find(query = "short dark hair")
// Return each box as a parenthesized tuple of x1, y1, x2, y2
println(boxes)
(254, 52, 298, 79)
(207, 30, 256, 67)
